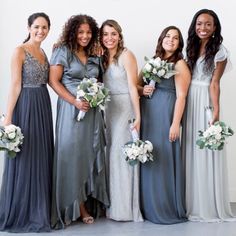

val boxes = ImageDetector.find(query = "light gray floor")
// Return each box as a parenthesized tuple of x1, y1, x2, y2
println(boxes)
(1, 204, 236, 236)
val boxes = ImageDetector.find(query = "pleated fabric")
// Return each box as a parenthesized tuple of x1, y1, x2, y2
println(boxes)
(181, 45, 236, 222)
(0, 50, 53, 232)
(140, 72, 187, 224)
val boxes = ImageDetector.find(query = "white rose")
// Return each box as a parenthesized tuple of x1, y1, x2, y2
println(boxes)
(144, 63, 152, 72)
(126, 148, 134, 157)
(157, 69, 166, 77)
(203, 130, 210, 138)
(91, 84, 99, 93)
(130, 154, 136, 160)
(5, 124, 16, 134)
(77, 90, 85, 98)
(145, 140, 153, 152)
(215, 133, 222, 140)
(132, 147, 140, 157)
(7, 132, 16, 139)
(214, 125, 222, 134)
(139, 155, 147, 163)
(153, 57, 161, 67)
(152, 68, 157, 74)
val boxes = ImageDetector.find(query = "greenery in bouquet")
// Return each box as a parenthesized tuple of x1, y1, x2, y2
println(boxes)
(122, 139, 154, 166)
(142, 56, 177, 84)
(76, 77, 110, 121)
(0, 124, 24, 158)
(76, 77, 110, 110)
(196, 121, 234, 151)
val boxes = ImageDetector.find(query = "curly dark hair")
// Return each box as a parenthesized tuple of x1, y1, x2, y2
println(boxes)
(154, 26, 184, 63)
(186, 9, 223, 72)
(99, 19, 125, 70)
(23, 12, 51, 43)
(57, 14, 99, 55)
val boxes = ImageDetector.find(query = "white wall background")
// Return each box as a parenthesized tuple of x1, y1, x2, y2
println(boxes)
(0, 0, 235, 201)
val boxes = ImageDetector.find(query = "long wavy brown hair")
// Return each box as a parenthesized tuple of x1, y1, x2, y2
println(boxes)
(99, 19, 125, 70)
(56, 14, 99, 55)
(154, 26, 184, 63)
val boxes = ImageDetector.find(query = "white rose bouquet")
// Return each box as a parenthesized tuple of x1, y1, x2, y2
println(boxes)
(196, 107, 234, 150)
(0, 124, 24, 158)
(76, 77, 110, 121)
(142, 56, 177, 98)
(196, 121, 234, 150)
(123, 139, 154, 166)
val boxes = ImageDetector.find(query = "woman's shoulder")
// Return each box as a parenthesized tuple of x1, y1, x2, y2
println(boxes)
(217, 44, 228, 56)
(14, 45, 26, 55)
(50, 44, 72, 66)
(214, 44, 229, 62)
(120, 48, 137, 64)
(11, 45, 26, 62)
(121, 48, 135, 58)
(52, 44, 70, 55)
(175, 59, 189, 69)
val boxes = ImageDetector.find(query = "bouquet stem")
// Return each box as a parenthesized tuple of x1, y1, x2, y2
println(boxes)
(77, 110, 86, 121)
(129, 121, 139, 141)
(205, 106, 213, 124)
(148, 80, 156, 98)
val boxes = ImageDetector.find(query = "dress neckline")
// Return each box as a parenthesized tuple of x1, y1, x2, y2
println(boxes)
(24, 49, 47, 67)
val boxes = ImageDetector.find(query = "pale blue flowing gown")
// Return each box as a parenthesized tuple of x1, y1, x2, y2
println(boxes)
(182, 45, 236, 222)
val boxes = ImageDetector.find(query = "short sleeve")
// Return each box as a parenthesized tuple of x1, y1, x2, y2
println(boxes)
(214, 44, 232, 72)
(50, 45, 70, 67)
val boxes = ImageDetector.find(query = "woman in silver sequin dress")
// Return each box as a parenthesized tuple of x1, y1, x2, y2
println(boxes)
(0, 12, 53, 232)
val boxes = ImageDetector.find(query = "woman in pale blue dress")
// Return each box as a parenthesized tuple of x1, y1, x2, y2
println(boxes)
(49, 15, 109, 228)
(138, 26, 190, 224)
(182, 9, 236, 222)
(100, 20, 143, 222)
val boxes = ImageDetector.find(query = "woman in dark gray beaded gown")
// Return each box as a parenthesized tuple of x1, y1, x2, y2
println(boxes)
(0, 13, 53, 232)
(49, 15, 109, 228)
(138, 26, 190, 224)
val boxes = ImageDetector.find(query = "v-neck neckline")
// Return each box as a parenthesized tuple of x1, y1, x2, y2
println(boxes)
(74, 51, 88, 66)
(24, 50, 47, 66)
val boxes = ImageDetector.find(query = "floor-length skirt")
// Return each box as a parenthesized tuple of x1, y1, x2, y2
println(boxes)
(105, 93, 143, 222)
(140, 87, 186, 224)
(51, 92, 109, 229)
(182, 82, 236, 222)
(0, 86, 53, 232)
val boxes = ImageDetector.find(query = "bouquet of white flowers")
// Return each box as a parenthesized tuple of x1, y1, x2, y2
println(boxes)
(76, 77, 110, 121)
(123, 139, 154, 166)
(122, 119, 154, 165)
(196, 121, 234, 150)
(142, 56, 177, 97)
(0, 124, 24, 157)
(196, 107, 234, 150)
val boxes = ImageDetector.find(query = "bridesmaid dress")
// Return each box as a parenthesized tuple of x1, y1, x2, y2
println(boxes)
(103, 51, 143, 222)
(50, 46, 109, 228)
(140, 64, 187, 224)
(0, 49, 53, 232)
(182, 45, 236, 222)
